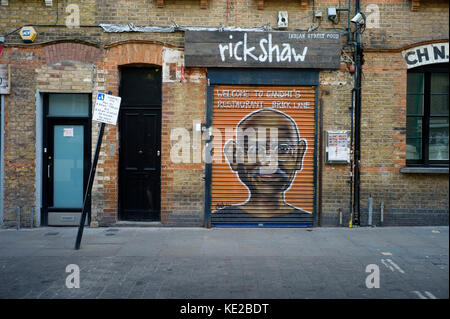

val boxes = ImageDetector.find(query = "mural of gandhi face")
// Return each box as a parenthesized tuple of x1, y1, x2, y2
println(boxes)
(223, 109, 307, 214)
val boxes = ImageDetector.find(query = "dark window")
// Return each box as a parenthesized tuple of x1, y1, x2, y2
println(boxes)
(406, 63, 449, 166)
(119, 66, 162, 106)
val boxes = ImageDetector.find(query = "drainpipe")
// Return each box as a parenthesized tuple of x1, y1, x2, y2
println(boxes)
(0, 95, 4, 227)
(347, 0, 352, 45)
(353, 35, 362, 226)
(318, 99, 322, 227)
(349, 87, 355, 226)
(352, 0, 363, 226)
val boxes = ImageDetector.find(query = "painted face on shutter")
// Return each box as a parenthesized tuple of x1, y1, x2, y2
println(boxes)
(225, 109, 307, 196)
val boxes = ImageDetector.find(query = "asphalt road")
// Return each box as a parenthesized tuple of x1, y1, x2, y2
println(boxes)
(0, 226, 448, 299)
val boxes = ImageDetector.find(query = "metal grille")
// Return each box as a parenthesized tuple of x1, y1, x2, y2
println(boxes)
(210, 85, 315, 227)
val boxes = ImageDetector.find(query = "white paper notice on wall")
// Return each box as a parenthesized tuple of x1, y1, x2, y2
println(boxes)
(329, 145, 347, 161)
(92, 92, 122, 125)
(0, 64, 11, 95)
(326, 131, 349, 163)
(63, 128, 74, 137)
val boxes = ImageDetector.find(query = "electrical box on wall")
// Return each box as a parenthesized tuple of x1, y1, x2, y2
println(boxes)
(325, 130, 350, 163)
(277, 11, 288, 29)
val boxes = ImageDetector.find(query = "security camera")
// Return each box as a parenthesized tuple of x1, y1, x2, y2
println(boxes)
(327, 8, 337, 21)
(351, 12, 365, 25)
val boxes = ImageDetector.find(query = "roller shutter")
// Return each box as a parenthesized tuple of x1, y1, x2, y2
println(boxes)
(210, 85, 315, 227)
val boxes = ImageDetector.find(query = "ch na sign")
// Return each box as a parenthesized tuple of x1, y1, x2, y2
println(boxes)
(402, 42, 449, 69)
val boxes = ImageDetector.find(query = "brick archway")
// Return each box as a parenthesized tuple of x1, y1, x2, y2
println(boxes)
(94, 41, 167, 226)
(105, 41, 164, 66)
(101, 41, 168, 96)
(44, 42, 102, 65)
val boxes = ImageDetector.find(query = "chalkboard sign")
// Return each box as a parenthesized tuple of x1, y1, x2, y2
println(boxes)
(185, 31, 342, 69)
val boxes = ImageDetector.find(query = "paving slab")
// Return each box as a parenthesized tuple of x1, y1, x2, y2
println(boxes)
(0, 226, 447, 299)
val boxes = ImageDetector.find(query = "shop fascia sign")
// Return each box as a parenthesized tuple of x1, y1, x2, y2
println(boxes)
(0, 64, 11, 95)
(185, 31, 342, 69)
(402, 42, 449, 69)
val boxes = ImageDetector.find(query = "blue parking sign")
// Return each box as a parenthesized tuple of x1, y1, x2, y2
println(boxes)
(97, 93, 105, 101)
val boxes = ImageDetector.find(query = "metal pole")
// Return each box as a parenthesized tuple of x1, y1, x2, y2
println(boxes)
(74, 122, 105, 250)
(368, 193, 373, 226)
(380, 201, 384, 227)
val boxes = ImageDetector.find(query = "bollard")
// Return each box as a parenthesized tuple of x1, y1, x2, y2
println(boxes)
(30, 207, 34, 228)
(339, 208, 343, 227)
(380, 201, 384, 227)
(368, 193, 373, 226)
(16, 207, 20, 230)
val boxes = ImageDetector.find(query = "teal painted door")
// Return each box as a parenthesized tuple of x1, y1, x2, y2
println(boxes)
(52, 125, 84, 207)
(43, 93, 91, 226)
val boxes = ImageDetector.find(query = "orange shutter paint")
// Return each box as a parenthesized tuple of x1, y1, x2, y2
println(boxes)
(210, 85, 315, 226)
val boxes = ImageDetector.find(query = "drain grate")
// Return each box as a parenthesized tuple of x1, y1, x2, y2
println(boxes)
(44, 232, 59, 236)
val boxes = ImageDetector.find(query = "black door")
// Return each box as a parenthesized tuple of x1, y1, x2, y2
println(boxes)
(119, 108, 161, 220)
(119, 66, 162, 221)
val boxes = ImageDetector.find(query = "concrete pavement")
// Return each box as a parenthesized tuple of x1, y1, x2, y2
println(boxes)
(0, 226, 448, 299)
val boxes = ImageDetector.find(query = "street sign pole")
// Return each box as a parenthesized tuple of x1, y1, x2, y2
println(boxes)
(74, 121, 105, 250)
(74, 90, 120, 250)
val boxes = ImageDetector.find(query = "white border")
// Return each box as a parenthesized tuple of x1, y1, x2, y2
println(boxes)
(35, 90, 43, 227)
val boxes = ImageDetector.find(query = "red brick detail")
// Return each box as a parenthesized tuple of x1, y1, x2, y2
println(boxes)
(257, 0, 264, 10)
(157, 0, 208, 9)
(300, 0, 308, 11)
(44, 43, 102, 65)
(257, 0, 308, 10)
(411, 0, 420, 11)
(104, 43, 163, 68)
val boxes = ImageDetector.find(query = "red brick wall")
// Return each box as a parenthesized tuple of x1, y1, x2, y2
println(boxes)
(358, 50, 449, 225)
(0, 42, 101, 227)
(96, 41, 206, 226)
(1, 40, 207, 227)
(0, 0, 448, 227)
